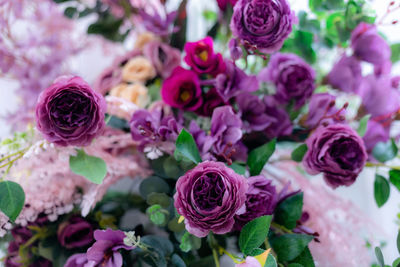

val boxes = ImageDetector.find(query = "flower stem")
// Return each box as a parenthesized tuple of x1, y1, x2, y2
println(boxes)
(365, 162, 400, 170)
(212, 248, 220, 267)
(271, 222, 293, 234)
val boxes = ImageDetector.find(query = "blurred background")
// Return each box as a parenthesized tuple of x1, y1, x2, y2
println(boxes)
(0, 0, 399, 264)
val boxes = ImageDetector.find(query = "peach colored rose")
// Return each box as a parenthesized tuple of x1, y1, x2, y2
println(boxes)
(121, 56, 156, 83)
(134, 32, 160, 50)
(110, 83, 149, 107)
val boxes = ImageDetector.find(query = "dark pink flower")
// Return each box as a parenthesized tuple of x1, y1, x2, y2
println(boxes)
(217, 0, 238, 10)
(35, 76, 106, 146)
(161, 67, 202, 111)
(184, 37, 226, 76)
(174, 161, 248, 237)
(195, 88, 227, 117)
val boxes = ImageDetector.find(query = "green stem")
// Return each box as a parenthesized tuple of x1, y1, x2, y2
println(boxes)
(365, 162, 400, 170)
(0, 148, 28, 163)
(271, 222, 293, 234)
(218, 246, 243, 264)
(212, 248, 220, 267)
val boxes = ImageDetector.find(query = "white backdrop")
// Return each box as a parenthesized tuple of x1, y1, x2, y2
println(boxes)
(0, 0, 399, 264)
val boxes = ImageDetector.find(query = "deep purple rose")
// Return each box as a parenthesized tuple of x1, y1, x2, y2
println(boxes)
(259, 53, 315, 108)
(328, 55, 362, 93)
(357, 75, 400, 118)
(35, 76, 106, 146)
(57, 216, 94, 249)
(351, 22, 391, 68)
(216, 60, 258, 101)
(195, 88, 227, 117)
(161, 67, 203, 111)
(174, 161, 248, 237)
(237, 93, 275, 131)
(143, 40, 181, 79)
(184, 37, 226, 76)
(303, 124, 367, 188)
(234, 176, 277, 231)
(263, 96, 292, 138)
(230, 0, 294, 53)
(305, 93, 345, 129)
(363, 120, 390, 155)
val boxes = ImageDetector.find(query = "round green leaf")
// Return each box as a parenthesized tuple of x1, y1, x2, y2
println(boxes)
(69, 149, 107, 184)
(0, 181, 25, 222)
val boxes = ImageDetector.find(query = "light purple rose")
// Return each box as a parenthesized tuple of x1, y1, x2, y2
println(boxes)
(363, 120, 390, 154)
(174, 161, 248, 237)
(357, 75, 400, 118)
(216, 60, 258, 101)
(35, 76, 106, 147)
(230, 0, 294, 53)
(305, 93, 345, 129)
(143, 40, 181, 79)
(259, 53, 315, 109)
(351, 22, 391, 68)
(233, 176, 277, 231)
(328, 55, 362, 93)
(303, 124, 367, 188)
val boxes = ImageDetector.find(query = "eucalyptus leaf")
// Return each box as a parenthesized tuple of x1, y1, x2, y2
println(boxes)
(139, 176, 170, 199)
(265, 254, 278, 267)
(247, 139, 276, 176)
(374, 174, 390, 208)
(373, 139, 398, 163)
(180, 232, 202, 252)
(0, 181, 25, 222)
(239, 215, 272, 256)
(69, 149, 107, 184)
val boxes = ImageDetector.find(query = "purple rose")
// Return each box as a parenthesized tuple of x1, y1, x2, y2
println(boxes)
(216, 60, 258, 101)
(161, 67, 203, 111)
(174, 161, 248, 237)
(237, 93, 275, 131)
(357, 75, 400, 118)
(259, 53, 315, 108)
(230, 0, 294, 53)
(35, 76, 106, 146)
(328, 55, 362, 93)
(263, 96, 292, 138)
(303, 124, 367, 188)
(195, 88, 227, 117)
(234, 176, 277, 231)
(351, 22, 391, 68)
(184, 37, 226, 76)
(57, 216, 94, 249)
(305, 93, 345, 129)
(211, 106, 245, 163)
(143, 40, 181, 79)
(363, 120, 390, 154)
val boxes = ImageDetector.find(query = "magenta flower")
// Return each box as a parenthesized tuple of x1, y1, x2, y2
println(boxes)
(217, 0, 238, 11)
(35, 76, 106, 146)
(143, 41, 181, 79)
(230, 0, 294, 53)
(351, 22, 391, 68)
(195, 88, 227, 117)
(161, 67, 203, 111)
(184, 37, 226, 76)
(303, 124, 367, 188)
(233, 176, 277, 231)
(328, 55, 362, 93)
(259, 53, 315, 109)
(57, 216, 94, 249)
(174, 161, 248, 237)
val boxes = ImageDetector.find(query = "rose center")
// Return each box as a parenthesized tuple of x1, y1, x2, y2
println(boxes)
(329, 138, 362, 170)
(192, 173, 226, 211)
(243, 1, 280, 36)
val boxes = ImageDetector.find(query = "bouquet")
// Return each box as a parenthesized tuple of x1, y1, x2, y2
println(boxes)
(0, 0, 399, 266)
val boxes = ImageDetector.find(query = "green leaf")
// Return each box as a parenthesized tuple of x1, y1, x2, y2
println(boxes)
(180, 232, 202, 252)
(291, 144, 308, 162)
(391, 44, 400, 63)
(265, 254, 277, 267)
(239, 215, 272, 256)
(357, 114, 371, 137)
(373, 139, 398, 163)
(247, 248, 264, 256)
(375, 247, 385, 267)
(69, 149, 107, 184)
(247, 139, 276, 176)
(374, 174, 390, 208)
(139, 176, 170, 199)
(291, 247, 315, 267)
(393, 257, 400, 267)
(146, 193, 171, 208)
(141, 235, 174, 256)
(397, 230, 400, 254)
(146, 204, 167, 225)
(389, 170, 400, 192)
(270, 234, 313, 262)
(64, 7, 77, 18)
(274, 192, 304, 230)
(288, 264, 303, 267)
(174, 129, 202, 164)
(203, 10, 217, 21)
(0, 181, 25, 222)
(171, 254, 186, 267)
(229, 162, 247, 175)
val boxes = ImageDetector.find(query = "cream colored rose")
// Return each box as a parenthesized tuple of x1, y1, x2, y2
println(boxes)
(134, 32, 160, 50)
(110, 83, 149, 108)
(122, 56, 156, 83)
